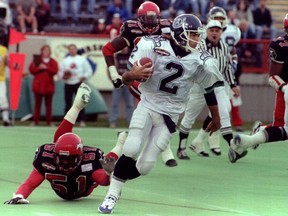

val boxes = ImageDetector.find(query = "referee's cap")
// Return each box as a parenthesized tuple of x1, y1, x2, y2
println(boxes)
(206, 20, 222, 29)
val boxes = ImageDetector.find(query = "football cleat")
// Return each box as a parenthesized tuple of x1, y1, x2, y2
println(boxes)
(189, 136, 209, 157)
(177, 148, 190, 160)
(210, 148, 221, 156)
(73, 83, 91, 110)
(189, 144, 209, 157)
(228, 148, 248, 163)
(98, 195, 119, 214)
(165, 159, 178, 167)
(208, 132, 221, 156)
(250, 121, 262, 150)
(228, 135, 249, 163)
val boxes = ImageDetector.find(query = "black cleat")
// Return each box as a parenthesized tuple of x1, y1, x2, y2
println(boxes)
(228, 149, 248, 163)
(165, 159, 178, 167)
(177, 149, 190, 160)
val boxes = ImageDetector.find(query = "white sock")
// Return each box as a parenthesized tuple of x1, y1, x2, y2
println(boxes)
(64, 106, 80, 124)
(195, 128, 209, 140)
(107, 176, 125, 198)
(2, 110, 9, 122)
(161, 143, 174, 162)
(244, 131, 266, 148)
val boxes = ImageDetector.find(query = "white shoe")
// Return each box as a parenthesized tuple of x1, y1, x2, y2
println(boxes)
(231, 134, 250, 154)
(73, 83, 91, 110)
(98, 195, 118, 214)
(250, 121, 262, 149)
(189, 137, 209, 157)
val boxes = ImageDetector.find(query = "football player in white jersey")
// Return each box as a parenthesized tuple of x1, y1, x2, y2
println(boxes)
(98, 14, 223, 214)
(177, 7, 244, 160)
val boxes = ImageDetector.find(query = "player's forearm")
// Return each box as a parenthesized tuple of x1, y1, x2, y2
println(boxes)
(15, 169, 44, 198)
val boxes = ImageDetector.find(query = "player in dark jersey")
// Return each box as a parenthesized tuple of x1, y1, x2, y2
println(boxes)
(4, 83, 126, 204)
(102, 1, 177, 167)
(228, 14, 288, 162)
(102, 1, 171, 89)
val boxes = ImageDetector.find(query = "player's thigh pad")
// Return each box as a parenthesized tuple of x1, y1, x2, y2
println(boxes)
(123, 105, 152, 158)
(136, 117, 172, 175)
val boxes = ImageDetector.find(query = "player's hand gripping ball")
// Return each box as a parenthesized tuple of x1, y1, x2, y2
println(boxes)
(135, 57, 153, 82)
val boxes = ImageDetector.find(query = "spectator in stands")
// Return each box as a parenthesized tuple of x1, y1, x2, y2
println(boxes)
(106, 13, 134, 128)
(105, 0, 130, 24)
(58, 44, 93, 127)
(106, 13, 122, 39)
(16, 0, 38, 33)
(48, 0, 58, 14)
(161, 0, 190, 19)
(35, 0, 50, 33)
(29, 45, 58, 126)
(60, 0, 78, 25)
(91, 18, 108, 34)
(253, 0, 277, 40)
(233, 0, 255, 36)
(108, 47, 134, 128)
(0, 1, 12, 48)
(189, 0, 209, 22)
(237, 18, 262, 67)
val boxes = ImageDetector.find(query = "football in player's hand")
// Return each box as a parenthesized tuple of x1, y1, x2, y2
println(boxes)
(135, 57, 153, 82)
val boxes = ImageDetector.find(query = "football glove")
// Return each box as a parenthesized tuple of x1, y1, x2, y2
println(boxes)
(108, 66, 125, 88)
(112, 78, 125, 89)
(99, 156, 116, 175)
(4, 194, 29, 204)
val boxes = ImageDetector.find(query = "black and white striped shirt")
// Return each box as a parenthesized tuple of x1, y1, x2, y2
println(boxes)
(198, 38, 236, 87)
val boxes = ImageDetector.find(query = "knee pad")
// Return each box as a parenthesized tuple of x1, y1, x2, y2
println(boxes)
(136, 160, 155, 175)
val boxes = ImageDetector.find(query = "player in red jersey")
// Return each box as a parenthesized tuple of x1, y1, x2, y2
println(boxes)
(102, 1, 177, 167)
(249, 13, 288, 140)
(228, 14, 288, 162)
(4, 83, 126, 204)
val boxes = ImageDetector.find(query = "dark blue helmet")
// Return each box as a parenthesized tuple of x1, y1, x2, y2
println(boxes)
(171, 14, 204, 52)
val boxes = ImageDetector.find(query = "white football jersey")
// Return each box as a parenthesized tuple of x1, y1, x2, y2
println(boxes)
(202, 24, 241, 53)
(129, 35, 223, 117)
(221, 24, 241, 52)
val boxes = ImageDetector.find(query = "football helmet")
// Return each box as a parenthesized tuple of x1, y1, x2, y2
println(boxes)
(284, 14, 288, 33)
(171, 14, 204, 52)
(207, 6, 228, 28)
(54, 133, 83, 174)
(137, 1, 161, 34)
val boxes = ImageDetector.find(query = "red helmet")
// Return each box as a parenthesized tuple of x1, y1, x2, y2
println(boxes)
(137, 1, 161, 34)
(54, 133, 83, 174)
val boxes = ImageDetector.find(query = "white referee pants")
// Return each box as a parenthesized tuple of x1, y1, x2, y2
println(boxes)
(180, 84, 231, 133)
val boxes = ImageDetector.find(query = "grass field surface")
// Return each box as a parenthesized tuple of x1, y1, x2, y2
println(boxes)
(1, 126, 288, 216)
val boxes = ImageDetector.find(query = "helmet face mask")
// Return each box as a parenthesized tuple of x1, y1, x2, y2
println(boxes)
(171, 14, 204, 52)
(208, 6, 228, 28)
(54, 133, 83, 174)
(137, 1, 161, 34)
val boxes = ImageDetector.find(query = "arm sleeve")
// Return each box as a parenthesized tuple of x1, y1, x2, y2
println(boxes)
(91, 169, 110, 186)
(15, 169, 45, 199)
(53, 119, 74, 142)
(47, 58, 59, 75)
